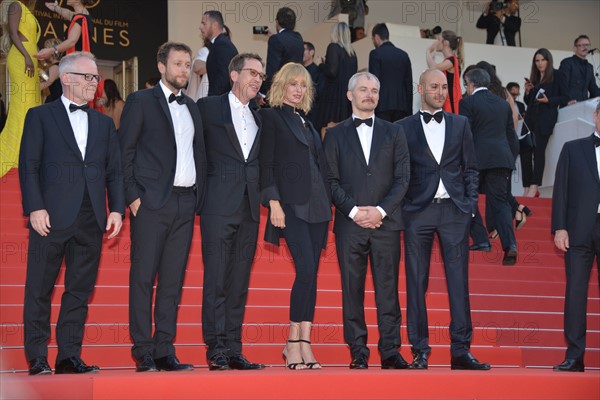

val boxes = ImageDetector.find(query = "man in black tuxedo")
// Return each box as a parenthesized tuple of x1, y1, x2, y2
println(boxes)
(369, 23, 413, 122)
(323, 72, 411, 370)
(120, 42, 207, 373)
(261, 7, 304, 94)
(460, 68, 519, 265)
(19, 52, 124, 375)
(396, 69, 490, 370)
(200, 10, 239, 96)
(476, 0, 521, 46)
(559, 34, 600, 105)
(196, 53, 265, 371)
(551, 102, 600, 372)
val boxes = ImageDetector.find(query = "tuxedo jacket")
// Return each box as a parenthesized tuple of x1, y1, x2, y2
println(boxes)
(523, 69, 569, 137)
(119, 85, 207, 212)
(262, 29, 304, 93)
(323, 117, 410, 232)
(459, 89, 518, 169)
(559, 55, 600, 102)
(368, 41, 413, 114)
(197, 94, 262, 221)
(476, 13, 520, 46)
(19, 99, 125, 230)
(552, 135, 600, 246)
(396, 112, 479, 214)
(206, 34, 239, 96)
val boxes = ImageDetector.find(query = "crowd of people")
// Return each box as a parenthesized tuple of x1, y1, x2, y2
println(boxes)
(1, 0, 598, 377)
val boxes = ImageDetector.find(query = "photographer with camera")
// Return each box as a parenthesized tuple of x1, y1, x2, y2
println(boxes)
(477, 0, 521, 46)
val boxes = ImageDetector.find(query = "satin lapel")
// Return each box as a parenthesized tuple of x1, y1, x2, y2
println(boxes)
(50, 100, 83, 161)
(247, 107, 261, 160)
(413, 115, 436, 163)
(582, 135, 600, 184)
(280, 109, 308, 146)
(344, 118, 368, 167)
(185, 97, 202, 135)
(84, 110, 98, 161)
(153, 85, 175, 139)
(368, 118, 386, 164)
(221, 95, 245, 161)
(439, 112, 453, 163)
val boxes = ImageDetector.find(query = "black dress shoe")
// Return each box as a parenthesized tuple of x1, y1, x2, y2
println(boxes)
(349, 355, 368, 369)
(55, 357, 99, 374)
(208, 354, 231, 371)
(502, 248, 517, 266)
(229, 354, 265, 370)
(381, 353, 410, 369)
(450, 352, 491, 370)
(411, 352, 428, 369)
(553, 359, 584, 372)
(154, 355, 193, 371)
(470, 242, 492, 252)
(28, 357, 52, 375)
(136, 353, 158, 372)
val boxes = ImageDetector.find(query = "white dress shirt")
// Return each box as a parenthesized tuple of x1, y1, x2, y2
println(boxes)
(228, 92, 258, 161)
(420, 109, 450, 199)
(61, 95, 88, 159)
(159, 80, 196, 187)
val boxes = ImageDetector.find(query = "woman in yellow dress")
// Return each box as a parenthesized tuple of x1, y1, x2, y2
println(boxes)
(0, 0, 41, 177)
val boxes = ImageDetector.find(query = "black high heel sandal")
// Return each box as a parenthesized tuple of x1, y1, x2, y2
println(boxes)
(515, 205, 531, 230)
(299, 339, 322, 369)
(283, 340, 306, 370)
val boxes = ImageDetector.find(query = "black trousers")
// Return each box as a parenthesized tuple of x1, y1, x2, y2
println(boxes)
(563, 215, 600, 362)
(403, 201, 473, 357)
(200, 195, 258, 359)
(24, 191, 102, 363)
(336, 223, 402, 360)
(471, 168, 516, 251)
(521, 133, 550, 186)
(376, 109, 411, 123)
(281, 205, 328, 323)
(129, 188, 196, 360)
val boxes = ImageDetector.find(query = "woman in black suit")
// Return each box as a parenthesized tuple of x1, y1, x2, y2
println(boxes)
(260, 63, 332, 369)
(522, 48, 568, 197)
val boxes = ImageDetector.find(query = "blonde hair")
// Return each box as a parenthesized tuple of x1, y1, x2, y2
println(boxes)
(267, 62, 314, 114)
(331, 22, 355, 57)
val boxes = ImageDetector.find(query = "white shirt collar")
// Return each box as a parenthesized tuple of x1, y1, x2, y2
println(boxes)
(419, 108, 443, 115)
(159, 80, 182, 102)
(472, 87, 488, 95)
(352, 113, 375, 121)
(61, 95, 87, 110)
(229, 91, 249, 109)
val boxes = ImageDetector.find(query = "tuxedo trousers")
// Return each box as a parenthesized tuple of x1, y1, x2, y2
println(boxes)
(24, 190, 103, 363)
(403, 201, 473, 357)
(563, 214, 600, 362)
(200, 195, 258, 359)
(336, 223, 401, 360)
(129, 188, 196, 360)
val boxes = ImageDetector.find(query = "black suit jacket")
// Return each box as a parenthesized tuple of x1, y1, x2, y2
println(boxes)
(476, 13, 520, 46)
(206, 34, 239, 96)
(323, 117, 410, 232)
(559, 55, 600, 102)
(459, 89, 518, 169)
(119, 85, 207, 212)
(524, 69, 569, 136)
(368, 41, 413, 114)
(552, 135, 600, 246)
(262, 29, 304, 93)
(396, 112, 479, 214)
(197, 94, 262, 221)
(19, 99, 125, 230)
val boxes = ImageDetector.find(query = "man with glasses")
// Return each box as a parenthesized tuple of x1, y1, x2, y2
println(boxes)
(196, 53, 265, 371)
(19, 51, 124, 375)
(559, 34, 600, 105)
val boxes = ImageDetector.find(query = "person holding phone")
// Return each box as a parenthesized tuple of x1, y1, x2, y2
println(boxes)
(521, 48, 568, 197)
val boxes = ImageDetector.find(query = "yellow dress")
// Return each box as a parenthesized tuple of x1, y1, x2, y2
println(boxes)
(0, 1, 41, 177)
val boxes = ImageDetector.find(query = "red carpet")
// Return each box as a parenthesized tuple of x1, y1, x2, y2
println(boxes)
(1, 167, 599, 399)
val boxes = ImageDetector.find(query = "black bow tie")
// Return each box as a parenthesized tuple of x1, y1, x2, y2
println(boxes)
(421, 111, 444, 124)
(354, 117, 373, 128)
(593, 135, 600, 147)
(69, 103, 89, 113)
(169, 93, 185, 105)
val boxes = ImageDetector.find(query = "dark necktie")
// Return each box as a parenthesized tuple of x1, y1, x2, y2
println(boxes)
(354, 117, 373, 128)
(69, 103, 89, 113)
(421, 111, 444, 124)
(169, 93, 185, 105)
(593, 134, 600, 147)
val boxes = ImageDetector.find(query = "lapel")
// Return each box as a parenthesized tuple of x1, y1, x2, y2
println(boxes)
(50, 99, 83, 161)
(247, 107, 262, 160)
(439, 111, 454, 164)
(344, 118, 368, 168)
(84, 109, 98, 161)
(153, 85, 176, 140)
(412, 113, 437, 163)
(368, 117, 386, 165)
(279, 107, 308, 146)
(582, 135, 600, 185)
(221, 94, 246, 161)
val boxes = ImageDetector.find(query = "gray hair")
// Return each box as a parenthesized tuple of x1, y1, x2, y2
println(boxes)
(59, 51, 97, 77)
(348, 72, 380, 92)
(464, 68, 491, 89)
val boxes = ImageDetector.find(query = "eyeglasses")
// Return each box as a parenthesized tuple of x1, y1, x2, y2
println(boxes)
(66, 72, 103, 82)
(576, 43, 591, 48)
(240, 68, 266, 81)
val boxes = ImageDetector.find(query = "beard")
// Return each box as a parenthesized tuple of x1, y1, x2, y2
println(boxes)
(165, 75, 188, 91)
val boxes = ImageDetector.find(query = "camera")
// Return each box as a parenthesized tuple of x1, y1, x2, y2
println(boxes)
(490, 1, 507, 12)
(252, 26, 268, 35)
(422, 25, 442, 39)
